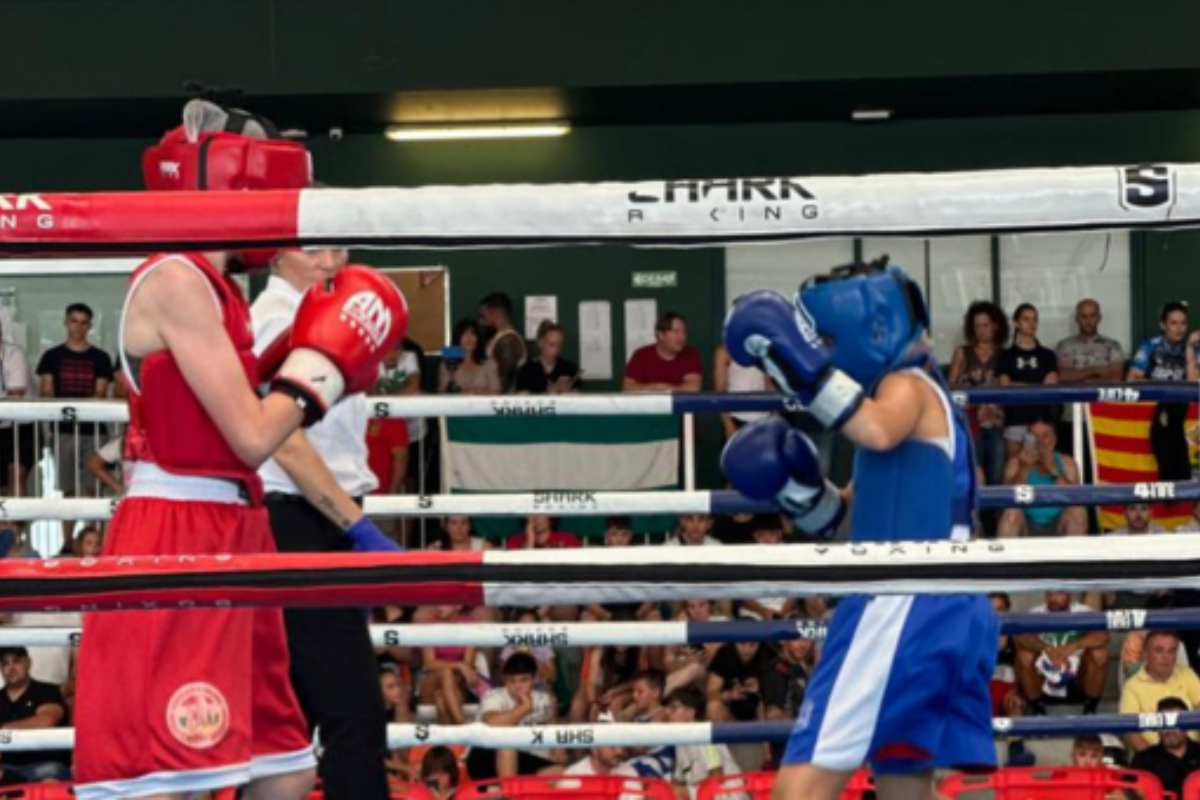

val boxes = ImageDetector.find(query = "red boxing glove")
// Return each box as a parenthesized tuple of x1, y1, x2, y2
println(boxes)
(270, 266, 408, 425)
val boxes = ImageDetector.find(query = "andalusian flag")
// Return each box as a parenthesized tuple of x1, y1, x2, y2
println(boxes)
(1088, 402, 1199, 531)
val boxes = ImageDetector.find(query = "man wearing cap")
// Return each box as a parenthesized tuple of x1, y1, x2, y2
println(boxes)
(0, 647, 70, 784)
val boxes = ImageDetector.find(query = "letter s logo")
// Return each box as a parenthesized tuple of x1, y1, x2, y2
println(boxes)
(1121, 165, 1174, 210)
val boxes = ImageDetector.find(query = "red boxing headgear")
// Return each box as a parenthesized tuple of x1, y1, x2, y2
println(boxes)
(143, 102, 312, 269)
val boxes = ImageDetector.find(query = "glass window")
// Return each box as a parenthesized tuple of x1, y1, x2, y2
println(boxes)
(725, 240, 855, 307)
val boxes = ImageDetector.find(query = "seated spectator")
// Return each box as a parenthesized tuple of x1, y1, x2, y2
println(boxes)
(664, 514, 721, 547)
(439, 318, 501, 395)
(997, 303, 1059, 461)
(665, 687, 741, 799)
(1121, 630, 1200, 752)
(622, 312, 702, 393)
(949, 300, 1008, 486)
(763, 636, 815, 765)
(570, 643, 648, 722)
(419, 745, 462, 800)
(737, 515, 794, 620)
(504, 515, 582, 550)
(706, 641, 768, 723)
(621, 668, 667, 724)
(0, 647, 70, 784)
(1109, 503, 1166, 536)
(467, 652, 563, 779)
(1015, 592, 1109, 715)
(86, 435, 127, 496)
(664, 599, 727, 698)
(990, 592, 1022, 719)
(517, 321, 582, 395)
(478, 292, 527, 394)
(498, 608, 558, 690)
(1131, 696, 1200, 796)
(416, 605, 490, 725)
(0, 521, 38, 559)
(1069, 734, 1106, 768)
(380, 661, 412, 779)
(582, 517, 660, 625)
(430, 515, 491, 552)
(997, 418, 1087, 537)
(72, 525, 103, 557)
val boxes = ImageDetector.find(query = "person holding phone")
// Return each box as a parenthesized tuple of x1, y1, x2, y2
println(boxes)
(516, 320, 582, 394)
(997, 417, 1087, 537)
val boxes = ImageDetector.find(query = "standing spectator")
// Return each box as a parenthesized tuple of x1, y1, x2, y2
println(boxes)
(713, 343, 769, 441)
(1120, 630, 1200, 752)
(0, 322, 33, 498)
(997, 418, 1087, 537)
(467, 653, 562, 779)
(997, 302, 1059, 460)
(664, 513, 721, 547)
(36, 302, 114, 502)
(478, 292, 527, 394)
(517, 321, 582, 394)
(949, 301, 1009, 486)
(1055, 299, 1125, 451)
(439, 319, 501, 395)
(1015, 592, 1109, 715)
(762, 637, 815, 765)
(623, 312, 702, 393)
(367, 342, 419, 543)
(504, 515, 581, 550)
(706, 641, 768, 723)
(0, 647, 70, 784)
(1130, 301, 1195, 482)
(1131, 696, 1200, 796)
(665, 687, 741, 800)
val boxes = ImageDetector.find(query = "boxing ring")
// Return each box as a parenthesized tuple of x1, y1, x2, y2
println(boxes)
(1, 163, 1200, 796)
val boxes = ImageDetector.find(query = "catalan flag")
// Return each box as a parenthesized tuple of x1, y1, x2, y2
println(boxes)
(1088, 402, 1199, 530)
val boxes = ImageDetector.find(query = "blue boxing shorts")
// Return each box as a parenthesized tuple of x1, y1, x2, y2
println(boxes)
(784, 593, 997, 775)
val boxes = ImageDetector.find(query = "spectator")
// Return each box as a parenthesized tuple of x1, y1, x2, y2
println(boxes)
(582, 517, 660, 625)
(738, 515, 795, 620)
(467, 652, 562, 779)
(517, 321, 581, 395)
(1131, 696, 1200, 796)
(712, 511, 758, 546)
(0, 521, 38, 560)
(0, 322, 33, 498)
(86, 435, 126, 496)
(419, 746, 461, 800)
(504, 515, 582, 550)
(665, 514, 721, 547)
(1056, 300, 1126, 385)
(763, 637, 815, 764)
(439, 319, 501, 395)
(572, 643, 648, 722)
(997, 302, 1059, 460)
(1015, 591, 1109, 715)
(477, 293, 527, 394)
(623, 312, 702, 393)
(1120, 630, 1200, 752)
(72, 525, 103, 557)
(622, 669, 668, 724)
(416, 605, 490, 725)
(36, 302, 114, 503)
(430, 515, 491, 552)
(1108, 503, 1166, 536)
(990, 592, 1022, 719)
(0, 647, 70, 784)
(1131, 300, 1194, 482)
(664, 599, 727, 698)
(379, 662, 412, 779)
(949, 301, 1009, 486)
(712, 343, 769, 441)
(368, 342, 419, 498)
(665, 687, 741, 799)
(706, 641, 768, 723)
(1070, 734, 1106, 768)
(498, 608, 558, 689)
(997, 418, 1087, 537)
(558, 743, 632, 779)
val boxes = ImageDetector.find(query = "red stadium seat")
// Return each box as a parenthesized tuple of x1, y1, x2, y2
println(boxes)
(697, 768, 875, 800)
(1184, 770, 1200, 800)
(213, 782, 435, 800)
(0, 784, 75, 800)
(939, 766, 1171, 799)
(455, 774, 675, 799)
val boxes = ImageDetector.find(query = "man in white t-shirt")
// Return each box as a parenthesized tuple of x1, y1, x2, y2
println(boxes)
(467, 652, 562, 780)
(664, 514, 722, 547)
(665, 686, 740, 799)
(1015, 591, 1110, 716)
(1109, 503, 1168, 536)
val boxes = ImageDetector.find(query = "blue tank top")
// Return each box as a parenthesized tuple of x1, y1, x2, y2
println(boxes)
(851, 366, 976, 543)
(1024, 452, 1065, 527)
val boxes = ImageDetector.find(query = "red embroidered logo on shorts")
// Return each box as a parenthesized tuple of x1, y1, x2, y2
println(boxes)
(166, 682, 230, 749)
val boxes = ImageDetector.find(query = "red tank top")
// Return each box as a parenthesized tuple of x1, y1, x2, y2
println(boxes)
(123, 253, 263, 502)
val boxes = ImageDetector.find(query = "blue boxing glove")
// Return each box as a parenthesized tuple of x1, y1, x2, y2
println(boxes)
(345, 516, 404, 553)
(724, 290, 862, 429)
(721, 416, 845, 538)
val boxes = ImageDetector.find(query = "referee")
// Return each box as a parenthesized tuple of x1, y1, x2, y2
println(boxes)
(252, 247, 401, 800)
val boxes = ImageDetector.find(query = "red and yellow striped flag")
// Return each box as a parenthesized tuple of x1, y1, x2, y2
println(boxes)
(1088, 402, 1198, 531)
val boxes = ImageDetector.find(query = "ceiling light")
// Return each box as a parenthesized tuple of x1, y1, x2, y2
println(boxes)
(384, 123, 571, 142)
(851, 109, 893, 122)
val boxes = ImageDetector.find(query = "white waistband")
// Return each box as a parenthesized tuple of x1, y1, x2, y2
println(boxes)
(126, 462, 246, 505)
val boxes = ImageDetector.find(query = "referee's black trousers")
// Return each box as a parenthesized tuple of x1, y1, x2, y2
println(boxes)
(266, 495, 390, 800)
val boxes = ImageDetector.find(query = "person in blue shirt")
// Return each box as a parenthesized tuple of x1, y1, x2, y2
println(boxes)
(721, 259, 997, 800)
(1128, 300, 1196, 482)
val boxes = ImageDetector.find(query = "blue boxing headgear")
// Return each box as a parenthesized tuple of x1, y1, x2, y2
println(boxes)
(795, 261, 931, 390)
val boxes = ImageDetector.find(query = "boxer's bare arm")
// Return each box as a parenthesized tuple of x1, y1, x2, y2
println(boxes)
(840, 373, 945, 452)
(124, 257, 303, 466)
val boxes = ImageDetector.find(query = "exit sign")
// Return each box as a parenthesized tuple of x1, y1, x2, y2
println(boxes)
(631, 271, 677, 289)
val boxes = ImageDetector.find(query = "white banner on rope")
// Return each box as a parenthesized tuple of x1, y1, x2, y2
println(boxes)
(298, 164, 1191, 245)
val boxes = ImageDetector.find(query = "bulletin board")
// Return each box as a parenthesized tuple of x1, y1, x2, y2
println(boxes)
(382, 267, 449, 353)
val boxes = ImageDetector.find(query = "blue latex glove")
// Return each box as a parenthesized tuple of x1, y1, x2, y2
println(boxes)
(345, 516, 404, 553)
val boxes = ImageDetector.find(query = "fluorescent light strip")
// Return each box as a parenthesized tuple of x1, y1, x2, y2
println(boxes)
(385, 124, 571, 142)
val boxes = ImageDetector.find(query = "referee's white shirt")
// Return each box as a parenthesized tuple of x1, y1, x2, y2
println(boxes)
(251, 275, 378, 497)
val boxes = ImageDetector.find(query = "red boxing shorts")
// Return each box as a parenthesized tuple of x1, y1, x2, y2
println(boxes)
(74, 480, 314, 799)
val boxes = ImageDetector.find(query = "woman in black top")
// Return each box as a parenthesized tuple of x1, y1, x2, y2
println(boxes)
(516, 320, 582, 394)
(997, 303, 1059, 460)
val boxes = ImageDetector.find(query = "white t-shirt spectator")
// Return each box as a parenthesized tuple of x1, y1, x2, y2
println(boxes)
(674, 743, 740, 799)
(478, 686, 556, 758)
